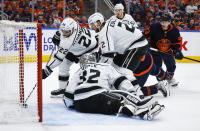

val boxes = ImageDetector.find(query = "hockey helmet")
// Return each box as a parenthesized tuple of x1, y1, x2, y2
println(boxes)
(79, 53, 99, 68)
(160, 13, 171, 22)
(160, 13, 171, 30)
(59, 17, 78, 38)
(88, 12, 104, 30)
(114, 3, 124, 10)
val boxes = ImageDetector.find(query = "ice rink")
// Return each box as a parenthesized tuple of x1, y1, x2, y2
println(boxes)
(1, 63, 200, 131)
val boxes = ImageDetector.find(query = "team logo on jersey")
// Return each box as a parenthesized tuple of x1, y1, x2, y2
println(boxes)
(156, 39, 171, 52)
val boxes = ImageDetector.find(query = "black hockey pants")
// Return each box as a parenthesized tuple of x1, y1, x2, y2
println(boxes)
(74, 92, 122, 115)
(113, 44, 149, 73)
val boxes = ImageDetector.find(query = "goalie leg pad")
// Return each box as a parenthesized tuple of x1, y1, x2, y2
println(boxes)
(110, 90, 155, 108)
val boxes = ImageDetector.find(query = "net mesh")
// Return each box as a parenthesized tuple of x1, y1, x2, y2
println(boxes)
(0, 20, 41, 123)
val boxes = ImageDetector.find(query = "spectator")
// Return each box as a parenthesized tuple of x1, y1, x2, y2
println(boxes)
(13, 13, 20, 22)
(79, 15, 89, 28)
(182, 14, 189, 29)
(187, 19, 196, 30)
(51, 7, 63, 28)
(185, 1, 198, 17)
(46, 17, 57, 28)
(20, 6, 32, 22)
(172, 14, 182, 27)
(153, 4, 162, 18)
(35, 15, 47, 27)
(67, 0, 80, 15)
(19, 0, 31, 8)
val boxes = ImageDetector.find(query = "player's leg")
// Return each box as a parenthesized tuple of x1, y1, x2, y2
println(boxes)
(74, 91, 122, 115)
(51, 58, 71, 97)
(113, 44, 149, 73)
(162, 53, 179, 87)
(110, 90, 165, 120)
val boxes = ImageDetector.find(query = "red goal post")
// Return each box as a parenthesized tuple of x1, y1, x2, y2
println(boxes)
(0, 20, 42, 123)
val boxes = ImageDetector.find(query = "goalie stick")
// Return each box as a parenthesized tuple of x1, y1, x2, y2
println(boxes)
(24, 45, 56, 105)
(150, 48, 200, 63)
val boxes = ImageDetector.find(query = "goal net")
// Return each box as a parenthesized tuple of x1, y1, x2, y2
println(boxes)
(0, 20, 42, 123)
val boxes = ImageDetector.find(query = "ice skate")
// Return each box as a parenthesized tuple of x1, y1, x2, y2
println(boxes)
(156, 80, 170, 97)
(167, 78, 179, 87)
(50, 88, 65, 98)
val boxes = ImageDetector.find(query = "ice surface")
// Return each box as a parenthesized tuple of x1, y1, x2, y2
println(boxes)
(1, 63, 200, 131)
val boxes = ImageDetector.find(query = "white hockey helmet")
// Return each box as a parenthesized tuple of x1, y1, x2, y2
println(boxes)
(79, 53, 98, 68)
(88, 12, 104, 30)
(59, 17, 78, 37)
(114, 3, 124, 10)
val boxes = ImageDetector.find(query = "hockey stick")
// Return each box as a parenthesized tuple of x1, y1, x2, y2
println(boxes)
(24, 45, 56, 104)
(150, 48, 200, 63)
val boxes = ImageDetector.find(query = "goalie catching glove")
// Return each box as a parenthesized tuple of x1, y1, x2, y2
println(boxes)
(42, 66, 53, 79)
(52, 31, 61, 46)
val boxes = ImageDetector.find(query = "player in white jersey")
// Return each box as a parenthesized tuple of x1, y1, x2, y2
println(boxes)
(88, 13, 170, 98)
(63, 53, 164, 120)
(88, 12, 149, 84)
(42, 17, 98, 97)
(109, 3, 138, 27)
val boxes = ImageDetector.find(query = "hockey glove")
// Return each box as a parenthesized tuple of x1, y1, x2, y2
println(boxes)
(174, 50, 184, 60)
(52, 31, 61, 46)
(42, 66, 53, 79)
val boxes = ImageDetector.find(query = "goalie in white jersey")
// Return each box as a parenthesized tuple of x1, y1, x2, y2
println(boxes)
(42, 17, 98, 96)
(109, 3, 138, 27)
(63, 53, 164, 120)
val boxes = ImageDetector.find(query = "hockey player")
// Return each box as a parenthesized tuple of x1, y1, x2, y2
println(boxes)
(63, 53, 164, 120)
(42, 17, 98, 97)
(109, 3, 138, 27)
(89, 12, 149, 80)
(88, 13, 170, 97)
(143, 13, 184, 87)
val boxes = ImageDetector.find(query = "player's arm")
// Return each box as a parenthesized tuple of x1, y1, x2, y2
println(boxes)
(52, 31, 61, 46)
(42, 47, 71, 79)
(171, 29, 184, 60)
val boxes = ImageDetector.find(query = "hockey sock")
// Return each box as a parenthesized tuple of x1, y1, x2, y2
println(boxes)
(141, 86, 158, 96)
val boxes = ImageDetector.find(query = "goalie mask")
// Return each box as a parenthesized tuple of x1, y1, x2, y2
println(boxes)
(59, 18, 78, 38)
(79, 53, 99, 68)
(88, 12, 104, 32)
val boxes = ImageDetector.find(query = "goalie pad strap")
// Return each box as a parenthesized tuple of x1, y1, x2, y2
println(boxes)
(114, 76, 127, 89)
(59, 76, 69, 81)
(64, 92, 74, 100)
(131, 80, 138, 86)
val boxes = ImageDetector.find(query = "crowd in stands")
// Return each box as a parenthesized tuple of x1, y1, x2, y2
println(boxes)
(112, 0, 200, 30)
(1, 0, 200, 31)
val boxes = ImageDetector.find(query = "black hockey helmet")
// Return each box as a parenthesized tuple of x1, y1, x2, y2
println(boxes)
(161, 13, 171, 22)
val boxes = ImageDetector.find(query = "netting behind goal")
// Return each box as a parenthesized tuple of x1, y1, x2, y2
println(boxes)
(0, 20, 42, 123)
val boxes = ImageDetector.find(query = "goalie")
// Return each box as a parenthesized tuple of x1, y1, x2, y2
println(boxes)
(63, 53, 164, 120)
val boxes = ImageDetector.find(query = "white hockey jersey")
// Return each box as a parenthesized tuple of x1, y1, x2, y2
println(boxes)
(48, 26, 98, 69)
(109, 14, 138, 27)
(64, 63, 136, 107)
(98, 19, 148, 54)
